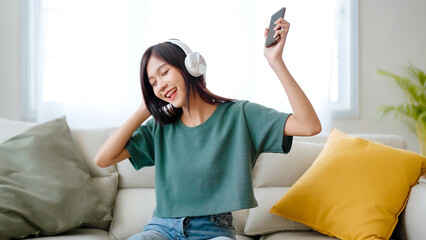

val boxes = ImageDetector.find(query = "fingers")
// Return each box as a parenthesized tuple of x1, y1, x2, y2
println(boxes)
(273, 18, 290, 39)
(274, 17, 290, 30)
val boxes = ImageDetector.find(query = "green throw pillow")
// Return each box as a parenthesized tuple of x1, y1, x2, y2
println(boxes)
(0, 117, 111, 239)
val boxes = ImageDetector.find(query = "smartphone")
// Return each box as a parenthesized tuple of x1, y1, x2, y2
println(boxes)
(265, 7, 286, 47)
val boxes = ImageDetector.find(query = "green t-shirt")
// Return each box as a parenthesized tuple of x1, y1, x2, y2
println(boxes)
(125, 100, 292, 217)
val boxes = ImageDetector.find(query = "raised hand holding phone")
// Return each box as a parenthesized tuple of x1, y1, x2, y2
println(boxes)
(262, 7, 321, 137)
(265, 7, 286, 47)
(264, 8, 290, 65)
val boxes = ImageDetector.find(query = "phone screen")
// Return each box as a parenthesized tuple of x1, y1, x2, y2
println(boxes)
(265, 7, 286, 47)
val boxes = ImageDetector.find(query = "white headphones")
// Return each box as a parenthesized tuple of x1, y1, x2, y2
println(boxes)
(167, 39, 207, 77)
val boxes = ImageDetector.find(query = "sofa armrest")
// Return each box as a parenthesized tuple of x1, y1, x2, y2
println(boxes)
(397, 178, 426, 240)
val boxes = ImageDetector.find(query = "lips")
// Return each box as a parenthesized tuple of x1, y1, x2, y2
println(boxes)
(165, 88, 177, 100)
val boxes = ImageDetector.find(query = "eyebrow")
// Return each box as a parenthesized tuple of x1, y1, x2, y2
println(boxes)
(148, 63, 169, 81)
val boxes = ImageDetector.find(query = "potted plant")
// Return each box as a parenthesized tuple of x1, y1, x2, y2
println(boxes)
(377, 64, 426, 155)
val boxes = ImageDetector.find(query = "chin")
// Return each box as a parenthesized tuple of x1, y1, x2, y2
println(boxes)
(170, 100, 184, 109)
(171, 104, 182, 109)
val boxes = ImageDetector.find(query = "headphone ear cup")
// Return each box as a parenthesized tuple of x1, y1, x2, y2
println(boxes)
(185, 52, 207, 77)
(161, 104, 173, 117)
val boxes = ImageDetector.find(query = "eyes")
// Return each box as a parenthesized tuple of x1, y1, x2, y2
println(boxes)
(150, 69, 170, 87)
(162, 69, 170, 76)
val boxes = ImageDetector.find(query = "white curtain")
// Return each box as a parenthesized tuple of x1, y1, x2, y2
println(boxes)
(32, 0, 342, 129)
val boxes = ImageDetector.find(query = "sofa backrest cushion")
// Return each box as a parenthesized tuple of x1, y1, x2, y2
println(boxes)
(109, 188, 157, 240)
(253, 141, 325, 188)
(244, 187, 311, 235)
(0, 118, 34, 142)
(117, 160, 155, 188)
(109, 187, 249, 239)
(294, 134, 407, 149)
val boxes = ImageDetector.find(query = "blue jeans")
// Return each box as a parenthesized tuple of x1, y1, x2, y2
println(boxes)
(127, 212, 236, 240)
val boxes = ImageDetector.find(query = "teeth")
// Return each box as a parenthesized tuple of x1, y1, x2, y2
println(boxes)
(165, 88, 177, 98)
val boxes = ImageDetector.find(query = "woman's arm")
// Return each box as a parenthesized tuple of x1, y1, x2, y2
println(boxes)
(264, 18, 321, 136)
(94, 103, 151, 168)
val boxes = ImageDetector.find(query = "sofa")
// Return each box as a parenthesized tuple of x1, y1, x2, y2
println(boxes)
(1, 117, 425, 240)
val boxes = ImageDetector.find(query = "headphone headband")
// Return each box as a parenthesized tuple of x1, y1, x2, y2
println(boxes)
(167, 39, 207, 78)
(167, 39, 193, 56)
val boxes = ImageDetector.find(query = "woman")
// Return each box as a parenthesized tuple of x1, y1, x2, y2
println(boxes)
(95, 17, 321, 240)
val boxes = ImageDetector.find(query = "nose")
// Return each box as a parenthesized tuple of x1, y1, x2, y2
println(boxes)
(157, 79, 167, 91)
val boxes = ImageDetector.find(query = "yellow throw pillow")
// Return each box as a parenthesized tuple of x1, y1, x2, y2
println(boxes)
(270, 129, 426, 240)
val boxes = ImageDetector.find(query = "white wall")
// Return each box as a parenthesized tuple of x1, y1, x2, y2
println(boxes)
(331, 0, 426, 154)
(1, 0, 425, 153)
(0, 0, 22, 120)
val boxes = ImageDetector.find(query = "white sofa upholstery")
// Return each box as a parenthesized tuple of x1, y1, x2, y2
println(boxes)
(1, 118, 425, 240)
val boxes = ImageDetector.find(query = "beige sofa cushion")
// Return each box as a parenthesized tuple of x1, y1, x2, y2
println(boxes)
(261, 231, 337, 240)
(117, 160, 155, 188)
(294, 134, 406, 150)
(0, 118, 34, 142)
(252, 141, 325, 188)
(244, 141, 324, 236)
(109, 188, 157, 240)
(232, 209, 249, 235)
(109, 188, 249, 239)
(397, 179, 426, 239)
(244, 187, 310, 236)
(236, 235, 255, 240)
(115, 159, 249, 234)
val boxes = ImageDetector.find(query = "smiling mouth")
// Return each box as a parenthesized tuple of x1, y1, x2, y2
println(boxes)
(165, 88, 177, 99)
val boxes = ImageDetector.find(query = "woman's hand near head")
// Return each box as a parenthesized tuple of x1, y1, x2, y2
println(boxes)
(263, 18, 321, 137)
(94, 101, 151, 168)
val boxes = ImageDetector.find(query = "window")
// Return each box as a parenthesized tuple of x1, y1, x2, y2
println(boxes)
(330, 0, 359, 118)
(23, 0, 358, 128)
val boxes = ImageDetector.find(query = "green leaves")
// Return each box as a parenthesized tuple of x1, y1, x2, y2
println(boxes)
(377, 64, 426, 123)
(377, 64, 426, 155)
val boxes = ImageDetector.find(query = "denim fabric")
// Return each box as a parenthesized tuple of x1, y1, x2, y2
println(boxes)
(127, 212, 235, 240)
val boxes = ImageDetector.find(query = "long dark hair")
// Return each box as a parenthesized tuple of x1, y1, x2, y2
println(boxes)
(140, 41, 234, 124)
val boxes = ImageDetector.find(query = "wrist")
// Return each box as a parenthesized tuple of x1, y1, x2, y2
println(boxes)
(268, 58, 285, 70)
